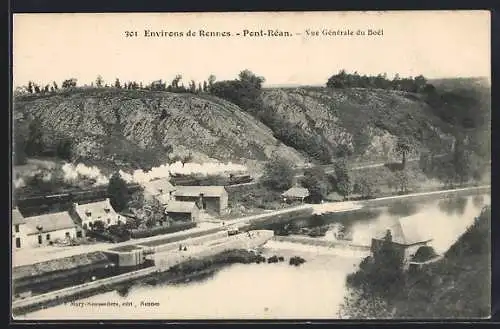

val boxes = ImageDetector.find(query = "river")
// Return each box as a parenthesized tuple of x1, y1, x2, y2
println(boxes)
(18, 193, 490, 320)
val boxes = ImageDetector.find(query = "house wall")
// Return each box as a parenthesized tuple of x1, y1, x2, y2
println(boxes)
(370, 238, 406, 264)
(174, 192, 228, 215)
(166, 206, 201, 222)
(370, 239, 429, 270)
(402, 243, 428, 270)
(12, 223, 28, 249)
(192, 206, 201, 221)
(167, 212, 192, 222)
(105, 250, 145, 268)
(81, 214, 122, 230)
(220, 191, 228, 212)
(204, 197, 220, 214)
(25, 227, 79, 248)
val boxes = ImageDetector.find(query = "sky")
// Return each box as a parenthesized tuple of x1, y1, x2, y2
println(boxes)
(12, 11, 490, 88)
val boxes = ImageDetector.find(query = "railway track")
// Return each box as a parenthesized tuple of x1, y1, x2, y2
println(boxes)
(15, 183, 142, 206)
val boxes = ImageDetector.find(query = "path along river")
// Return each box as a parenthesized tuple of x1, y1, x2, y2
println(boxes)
(19, 193, 490, 320)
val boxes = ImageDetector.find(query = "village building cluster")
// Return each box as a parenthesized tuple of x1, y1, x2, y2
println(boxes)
(12, 179, 230, 250)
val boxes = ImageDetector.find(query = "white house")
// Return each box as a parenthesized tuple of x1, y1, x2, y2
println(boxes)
(73, 198, 122, 230)
(12, 208, 27, 249)
(23, 211, 84, 248)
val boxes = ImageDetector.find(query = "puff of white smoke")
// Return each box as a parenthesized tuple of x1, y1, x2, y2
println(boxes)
(14, 177, 26, 188)
(118, 170, 134, 184)
(61, 163, 109, 186)
(119, 161, 248, 184)
(42, 172, 53, 182)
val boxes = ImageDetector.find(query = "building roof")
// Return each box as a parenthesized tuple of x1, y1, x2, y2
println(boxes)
(282, 187, 310, 199)
(156, 193, 172, 205)
(74, 198, 118, 222)
(165, 201, 198, 214)
(376, 215, 433, 246)
(174, 186, 227, 197)
(411, 246, 439, 263)
(12, 208, 26, 225)
(24, 211, 78, 235)
(142, 178, 176, 196)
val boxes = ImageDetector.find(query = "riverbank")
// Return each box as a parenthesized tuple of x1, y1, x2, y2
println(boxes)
(357, 185, 490, 208)
(12, 230, 274, 316)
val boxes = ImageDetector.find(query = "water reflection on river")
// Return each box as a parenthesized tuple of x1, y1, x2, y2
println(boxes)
(21, 193, 490, 320)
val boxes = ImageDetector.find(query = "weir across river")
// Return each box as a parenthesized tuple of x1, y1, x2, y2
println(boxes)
(272, 235, 371, 252)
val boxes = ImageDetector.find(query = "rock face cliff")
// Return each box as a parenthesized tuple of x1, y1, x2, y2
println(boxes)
(13, 88, 305, 170)
(261, 87, 456, 162)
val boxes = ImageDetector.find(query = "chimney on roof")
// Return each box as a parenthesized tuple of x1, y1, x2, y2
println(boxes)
(384, 229, 393, 242)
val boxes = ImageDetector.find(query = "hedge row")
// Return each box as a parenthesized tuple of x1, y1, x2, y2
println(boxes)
(130, 222, 197, 239)
(86, 230, 130, 243)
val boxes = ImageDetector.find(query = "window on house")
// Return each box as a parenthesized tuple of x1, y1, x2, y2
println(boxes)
(65, 232, 70, 238)
(76, 231, 83, 238)
(104, 208, 110, 213)
(38, 235, 42, 244)
(86, 211, 91, 217)
(107, 218, 111, 224)
(83, 223, 88, 230)
(46, 234, 51, 241)
(15, 224, 19, 233)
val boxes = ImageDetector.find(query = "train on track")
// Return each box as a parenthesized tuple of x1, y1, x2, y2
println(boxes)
(168, 173, 254, 186)
(14, 173, 254, 209)
(14, 183, 143, 207)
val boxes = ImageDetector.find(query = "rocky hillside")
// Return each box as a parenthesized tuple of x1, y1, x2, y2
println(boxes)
(14, 78, 490, 172)
(13, 88, 305, 171)
(261, 87, 457, 163)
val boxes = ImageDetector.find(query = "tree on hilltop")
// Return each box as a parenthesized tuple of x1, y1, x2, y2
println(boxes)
(96, 75, 104, 88)
(27, 81, 34, 93)
(62, 78, 77, 89)
(208, 75, 216, 90)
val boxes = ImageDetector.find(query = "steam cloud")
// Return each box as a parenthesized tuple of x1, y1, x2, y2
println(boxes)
(61, 163, 110, 186)
(119, 161, 248, 185)
(14, 160, 248, 188)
